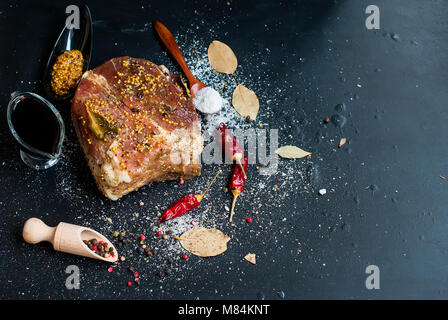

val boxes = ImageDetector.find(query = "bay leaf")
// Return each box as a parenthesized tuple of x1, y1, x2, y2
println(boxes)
(178, 227, 230, 257)
(244, 253, 256, 264)
(275, 145, 311, 159)
(232, 84, 260, 120)
(87, 108, 118, 139)
(207, 40, 238, 74)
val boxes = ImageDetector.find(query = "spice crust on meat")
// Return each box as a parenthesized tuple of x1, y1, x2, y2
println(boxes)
(71, 57, 203, 200)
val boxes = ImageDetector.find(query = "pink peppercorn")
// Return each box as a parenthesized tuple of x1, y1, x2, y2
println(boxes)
(127, 281, 132, 287)
(182, 254, 189, 260)
(246, 217, 252, 223)
(140, 234, 146, 241)
(134, 271, 139, 278)
(107, 267, 113, 273)
(180, 179, 184, 185)
(99, 241, 104, 245)
(157, 231, 162, 236)
(92, 245, 97, 250)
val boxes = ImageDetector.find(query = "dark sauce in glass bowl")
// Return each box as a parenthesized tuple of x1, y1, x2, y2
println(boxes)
(7, 92, 65, 170)
(10, 98, 61, 155)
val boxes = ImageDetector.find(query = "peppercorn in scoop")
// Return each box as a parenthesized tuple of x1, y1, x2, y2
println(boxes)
(83, 238, 115, 258)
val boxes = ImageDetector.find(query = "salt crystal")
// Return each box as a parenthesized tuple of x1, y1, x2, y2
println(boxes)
(319, 189, 327, 195)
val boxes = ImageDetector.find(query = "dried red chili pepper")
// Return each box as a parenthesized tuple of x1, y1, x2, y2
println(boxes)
(229, 155, 248, 222)
(218, 122, 246, 177)
(159, 170, 222, 223)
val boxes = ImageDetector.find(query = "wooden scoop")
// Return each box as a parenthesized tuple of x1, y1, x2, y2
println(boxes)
(153, 20, 207, 97)
(22, 218, 118, 263)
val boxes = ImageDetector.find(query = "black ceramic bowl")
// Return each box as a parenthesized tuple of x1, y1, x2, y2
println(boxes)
(42, 4, 93, 101)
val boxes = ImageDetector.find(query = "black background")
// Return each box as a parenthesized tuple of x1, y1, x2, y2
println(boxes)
(0, 0, 447, 300)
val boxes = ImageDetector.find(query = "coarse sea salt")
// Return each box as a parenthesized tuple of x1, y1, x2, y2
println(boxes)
(193, 86, 223, 114)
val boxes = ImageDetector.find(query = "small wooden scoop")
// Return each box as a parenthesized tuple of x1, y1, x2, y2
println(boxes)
(22, 218, 118, 263)
(153, 20, 207, 97)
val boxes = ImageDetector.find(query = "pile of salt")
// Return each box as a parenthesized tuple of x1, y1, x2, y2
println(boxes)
(193, 87, 223, 114)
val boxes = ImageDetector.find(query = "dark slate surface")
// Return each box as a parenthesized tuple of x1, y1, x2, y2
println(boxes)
(0, 0, 447, 299)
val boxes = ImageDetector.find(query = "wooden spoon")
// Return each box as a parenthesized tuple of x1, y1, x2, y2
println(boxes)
(23, 218, 118, 263)
(153, 20, 206, 97)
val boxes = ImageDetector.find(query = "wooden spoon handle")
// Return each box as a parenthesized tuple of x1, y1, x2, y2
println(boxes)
(153, 20, 196, 84)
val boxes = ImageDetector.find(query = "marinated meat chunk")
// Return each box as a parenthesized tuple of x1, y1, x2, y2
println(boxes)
(71, 57, 203, 200)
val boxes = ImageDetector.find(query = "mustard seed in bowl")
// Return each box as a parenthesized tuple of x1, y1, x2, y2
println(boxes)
(50, 49, 84, 96)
